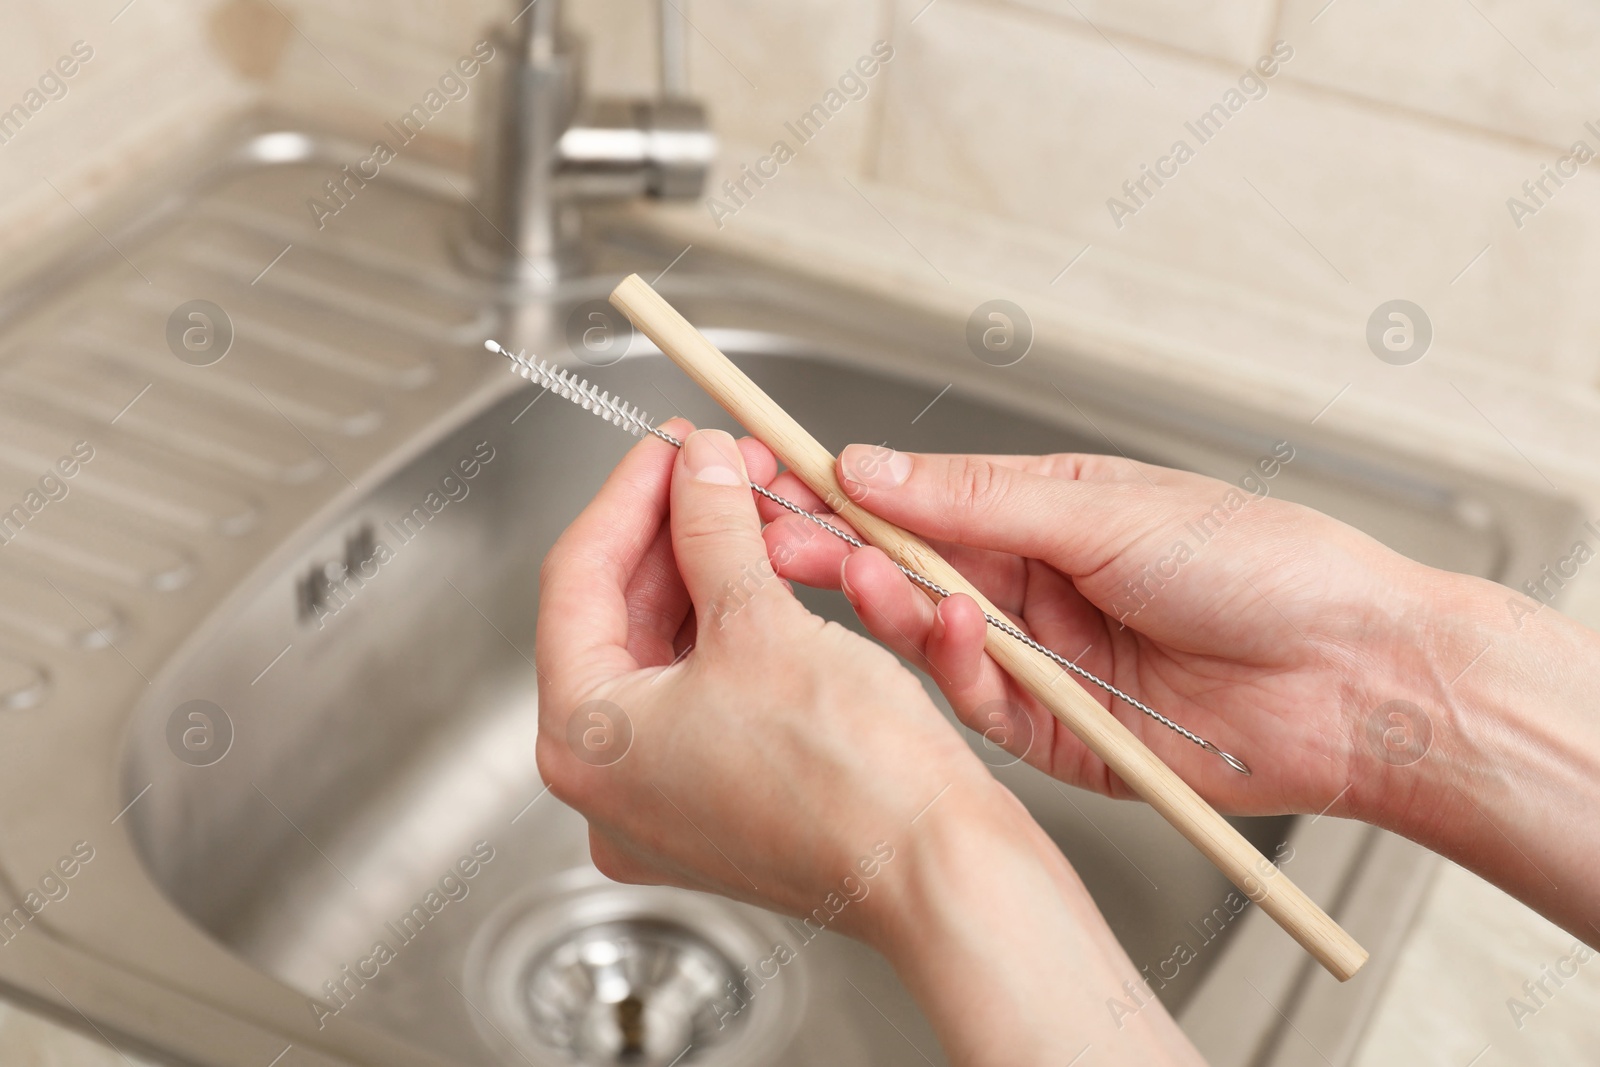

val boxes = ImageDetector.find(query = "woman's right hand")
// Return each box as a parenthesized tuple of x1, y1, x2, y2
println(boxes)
(758, 442, 1600, 944)
(755, 444, 1481, 824)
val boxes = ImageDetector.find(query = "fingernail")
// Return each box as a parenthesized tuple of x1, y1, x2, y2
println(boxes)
(932, 598, 948, 642)
(841, 444, 911, 490)
(684, 430, 745, 485)
(839, 556, 858, 605)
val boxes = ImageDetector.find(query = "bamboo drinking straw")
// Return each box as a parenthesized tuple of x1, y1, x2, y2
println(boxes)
(609, 273, 1368, 981)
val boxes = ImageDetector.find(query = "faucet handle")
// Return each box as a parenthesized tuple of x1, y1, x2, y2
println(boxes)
(557, 98, 715, 202)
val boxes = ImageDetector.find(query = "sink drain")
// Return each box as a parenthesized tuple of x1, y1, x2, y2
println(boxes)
(464, 873, 807, 1066)
(524, 918, 741, 1062)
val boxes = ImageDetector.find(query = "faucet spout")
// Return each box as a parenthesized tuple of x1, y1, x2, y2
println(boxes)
(513, 0, 561, 63)
(460, 0, 715, 289)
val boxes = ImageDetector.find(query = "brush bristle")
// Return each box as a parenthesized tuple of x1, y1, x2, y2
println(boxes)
(484, 340, 659, 438)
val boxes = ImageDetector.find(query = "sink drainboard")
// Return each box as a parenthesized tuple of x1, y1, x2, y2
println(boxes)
(463, 875, 809, 1065)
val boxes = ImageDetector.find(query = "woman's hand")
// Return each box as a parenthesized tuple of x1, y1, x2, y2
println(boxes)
(535, 422, 985, 935)
(758, 443, 1600, 946)
(535, 424, 1206, 1065)
(537, 419, 1011, 934)
(756, 443, 1457, 823)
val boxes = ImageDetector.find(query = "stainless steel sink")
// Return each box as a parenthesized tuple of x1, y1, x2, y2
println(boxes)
(0, 113, 1583, 1067)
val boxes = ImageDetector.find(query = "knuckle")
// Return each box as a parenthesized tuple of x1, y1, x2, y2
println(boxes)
(589, 841, 629, 883)
(673, 499, 758, 562)
(950, 456, 1005, 521)
(537, 543, 562, 590)
(673, 516, 734, 558)
(589, 833, 646, 886)
(535, 734, 580, 807)
(1042, 452, 1099, 480)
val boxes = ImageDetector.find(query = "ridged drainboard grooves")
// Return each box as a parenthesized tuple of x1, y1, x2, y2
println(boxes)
(0, 157, 491, 718)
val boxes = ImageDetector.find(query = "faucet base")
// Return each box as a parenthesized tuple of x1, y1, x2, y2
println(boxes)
(452, 204, 584, 294)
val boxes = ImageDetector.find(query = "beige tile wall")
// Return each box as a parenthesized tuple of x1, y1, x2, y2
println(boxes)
(580, 0, 1600, 392)
(874, 0, 1600, 383)
(8, 0, 1599, 403)
(1277, 0, 1600, 148)
(1012, 0, 1279, 65)
(0, 0, 248, 260)
(676, 0, 891, 176)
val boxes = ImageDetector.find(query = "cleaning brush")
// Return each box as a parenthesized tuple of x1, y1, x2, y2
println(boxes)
(485, 339, 1249, 776)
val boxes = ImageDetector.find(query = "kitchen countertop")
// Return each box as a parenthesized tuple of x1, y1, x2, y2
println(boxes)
(0, 999, 155, 1066)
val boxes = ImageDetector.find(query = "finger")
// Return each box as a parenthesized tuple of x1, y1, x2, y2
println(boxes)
(850, 571, 1098, 776)
(758, 452, 1137, 621)
(767, 507, 1034, 618)
(538, 417, 692, 702)
(839, 547, 939, 672)
(623, 521, 691, 666)
(614, 436, 772, 659)
(747, 465, 1021, 602)
(737, 436, 778, 490)
(753, 469, 833, 525)
(930, 574, 1118, 775)
(926, 593, 988, 691)
(933, 451, 1188, 488)
(837, 445, 1174, 576)
(752, 467, 870, 590)
(842, 553, 997, 702)
(756, 451, 1176, 521)
(671, 429, 788, 638)
(764, 512, 853, 588)
(838, 540, 1117, 769)
(845, 555, 999, 699)
(752, 449, 1180, 547)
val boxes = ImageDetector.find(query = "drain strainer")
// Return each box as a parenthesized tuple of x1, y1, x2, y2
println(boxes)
(524, 918, 740, 1062)
(464, 873, 807, 1066)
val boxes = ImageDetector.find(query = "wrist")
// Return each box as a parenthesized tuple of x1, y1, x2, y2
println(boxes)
(1348, 561, 1600, 880)
(860, 777, 1046, 964)
(861, 776, 1201, 1065)
(1340, 562, 1493, 836)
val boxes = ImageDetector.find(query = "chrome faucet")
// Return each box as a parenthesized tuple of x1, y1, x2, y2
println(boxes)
(460, 0, 716, 288)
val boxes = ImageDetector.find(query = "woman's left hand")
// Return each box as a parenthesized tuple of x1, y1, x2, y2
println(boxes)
(534, 420, 990, 939)
(534, 421, 1205, 1066)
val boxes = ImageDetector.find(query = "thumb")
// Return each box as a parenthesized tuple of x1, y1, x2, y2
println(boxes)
(672, 430, 784, 636)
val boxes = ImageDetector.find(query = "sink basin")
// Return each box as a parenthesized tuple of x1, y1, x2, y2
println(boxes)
(0, 113, 1583, 1067)
(124, 351, 1299, 1067)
